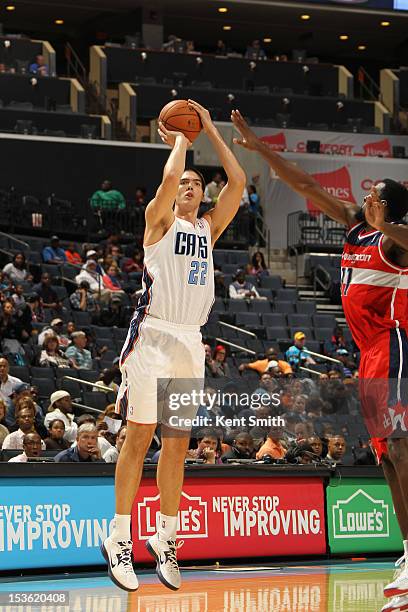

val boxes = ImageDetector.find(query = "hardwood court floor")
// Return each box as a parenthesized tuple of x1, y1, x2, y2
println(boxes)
(0, 560, 398, 611)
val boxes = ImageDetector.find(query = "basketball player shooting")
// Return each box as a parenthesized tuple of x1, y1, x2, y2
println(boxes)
(101, 100, 245, 592)
(231, 110, 408, 612)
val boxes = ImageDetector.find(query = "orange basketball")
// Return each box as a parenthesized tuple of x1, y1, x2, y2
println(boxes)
(159, 100, 202, 142)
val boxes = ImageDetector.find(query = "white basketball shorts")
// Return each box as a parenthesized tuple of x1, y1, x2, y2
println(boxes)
(115, 315, 205, 427)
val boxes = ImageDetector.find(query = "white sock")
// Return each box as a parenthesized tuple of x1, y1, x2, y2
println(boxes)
(158, 513, 177, 541)
(404, 539, 408, 560)
(111, 514, 131, 542)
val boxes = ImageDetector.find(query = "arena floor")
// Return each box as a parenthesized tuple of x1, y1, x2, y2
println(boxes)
(0, 560, 397, 611)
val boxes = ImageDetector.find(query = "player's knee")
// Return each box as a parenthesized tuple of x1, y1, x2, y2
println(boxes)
(123, 422, 156, 453)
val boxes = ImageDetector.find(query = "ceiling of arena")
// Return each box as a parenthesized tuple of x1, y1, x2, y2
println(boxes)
(3, 0, 408, 64)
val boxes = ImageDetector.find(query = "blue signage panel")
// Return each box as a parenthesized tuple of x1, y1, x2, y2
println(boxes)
(0, 477, 115, 570)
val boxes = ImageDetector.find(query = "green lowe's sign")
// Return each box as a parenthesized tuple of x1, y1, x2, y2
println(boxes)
(327, 478, 402, 553)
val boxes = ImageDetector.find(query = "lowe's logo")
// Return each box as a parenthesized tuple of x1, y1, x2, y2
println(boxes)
(332, 489, 389, 539)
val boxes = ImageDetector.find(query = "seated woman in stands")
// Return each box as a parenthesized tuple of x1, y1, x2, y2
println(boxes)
(39, 335, 71, 369)
(247, 251, 269, 278)
(3, 252, 32, 284)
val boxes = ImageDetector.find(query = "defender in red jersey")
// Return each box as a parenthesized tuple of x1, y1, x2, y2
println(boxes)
(231, 110, 408, 610)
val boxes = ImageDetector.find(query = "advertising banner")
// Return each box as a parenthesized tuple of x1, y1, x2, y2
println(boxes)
(132, 476, 326, 561)
(0, 475, 326, 571)
(254, 126, 408, 159)
(327, 477, 402, 554)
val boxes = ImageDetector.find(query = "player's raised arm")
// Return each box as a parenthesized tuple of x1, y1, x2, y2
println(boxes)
(145, 123, 191, 241)
(231, 110, 359, 227)
(188, 100, 246, 243)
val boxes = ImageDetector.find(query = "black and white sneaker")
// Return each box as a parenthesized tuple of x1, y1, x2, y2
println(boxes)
(146, 533, 181, 590)
(101, 536, 139, 592)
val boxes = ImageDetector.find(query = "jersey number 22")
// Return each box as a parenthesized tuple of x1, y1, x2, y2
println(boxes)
(188, 261, 208, 286)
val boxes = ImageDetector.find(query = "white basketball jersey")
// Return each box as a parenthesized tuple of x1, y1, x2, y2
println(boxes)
(139, 216, 214, 326)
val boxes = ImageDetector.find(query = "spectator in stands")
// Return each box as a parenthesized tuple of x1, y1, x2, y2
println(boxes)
(5, 383, 42, 431)
(184, 428, 222, 465)
(70, 280, 100, 321)
(308, 435, 324, 458)
(285, 332, 316, 369)
(204, 344, 218, 377)
(54, 423, 105, 462)
(3, 252, 32, 284)
(38, 318, 69, 348)
(0, 299, 28, 350)
(75, 261, 110, 302)
(253, 371, 280, 400)
(162, 34, 184, 53)
(42, 236, 67, 264)
(39, 335, 71, 369)
(12, 285, 26, 312)
(44, 419, 70, 451)
(212, 344, 230, 377)
(245, 39, 266, 60)
(121, 249, 144, 275)
(294, 421, 313, 441)
(0, 356, 22, 401)
(29, 54, 49, 77)
(213, 270, 227, 299)
(33, 273, 61, 311)
(215, 39, 228, 56)
(90, 180, 126, 212)
(239, 346, 292, 377)
(229, 269, 260, 299)
(23, 293, 44, 327)
(100, 295, 128, 327)
(204, 172, 224, 205)
(186, 40, 198, 54)
(8, 432, 43, 462)
(248, 251, 268, 278)
(103, 425, 127, 463)
(102, 265, 126, 296)
(256, 426, 287, 460)
(65, 331, 92, 370)
(240, 186, 250, 209)
(65, 242, 82, 265)
(222, 432, 255, 462)
(292, 394, 308, 416)
(0, 399, 9, 445)
(2, 406, 45, 449)
(135, 187, 147, 208)
(325, 435, 346, 464)
(44, 390, 77, 443)
(93, 369, 120, 394)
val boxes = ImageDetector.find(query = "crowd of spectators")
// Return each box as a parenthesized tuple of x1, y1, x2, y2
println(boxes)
(0, 228, 372, 467)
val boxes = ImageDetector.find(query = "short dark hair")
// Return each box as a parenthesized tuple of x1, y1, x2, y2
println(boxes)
(379, 179, 408, 222)
(184, 167, 205, 192)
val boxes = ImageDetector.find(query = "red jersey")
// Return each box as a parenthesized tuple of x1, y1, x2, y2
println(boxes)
(341, 222, 408, 350)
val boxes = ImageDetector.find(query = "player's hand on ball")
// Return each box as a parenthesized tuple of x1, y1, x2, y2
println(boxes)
(364, 191, 386, 231)
(231, 109, 260, 151)
(187, 99, 212, 132)
(158, 121, 191, 148)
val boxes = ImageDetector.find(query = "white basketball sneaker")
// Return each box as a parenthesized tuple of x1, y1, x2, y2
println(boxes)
(384, 564, 408, 599)
(146, 533, 181, 590)
(101, 536, 139, 592)
(382, 594, 408, 612)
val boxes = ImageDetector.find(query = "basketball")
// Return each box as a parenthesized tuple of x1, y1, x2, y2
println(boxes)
(159, 100, 202, 142)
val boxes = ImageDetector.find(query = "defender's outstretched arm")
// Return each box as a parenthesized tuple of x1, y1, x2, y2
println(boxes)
(231, 110, 359, 227)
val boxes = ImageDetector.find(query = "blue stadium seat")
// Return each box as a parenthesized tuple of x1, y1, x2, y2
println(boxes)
(276, 288, 298, 301)
(262, 313, 286, 327)
(251, 300, 271, 313)
(227, 300, 248, 313)
(287, 314, 312, 328)
(313, 314, 337, 329)
(260, 276, 282, 290)
(9, 365, 30, 382)
(236, 313, 260, 327)
(313, 327, 333, 342)
(266, 327, 289, 340)
(30, 366, 55, 380)
(274, 301, 295, 313)
(295, 301, 316, 315)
